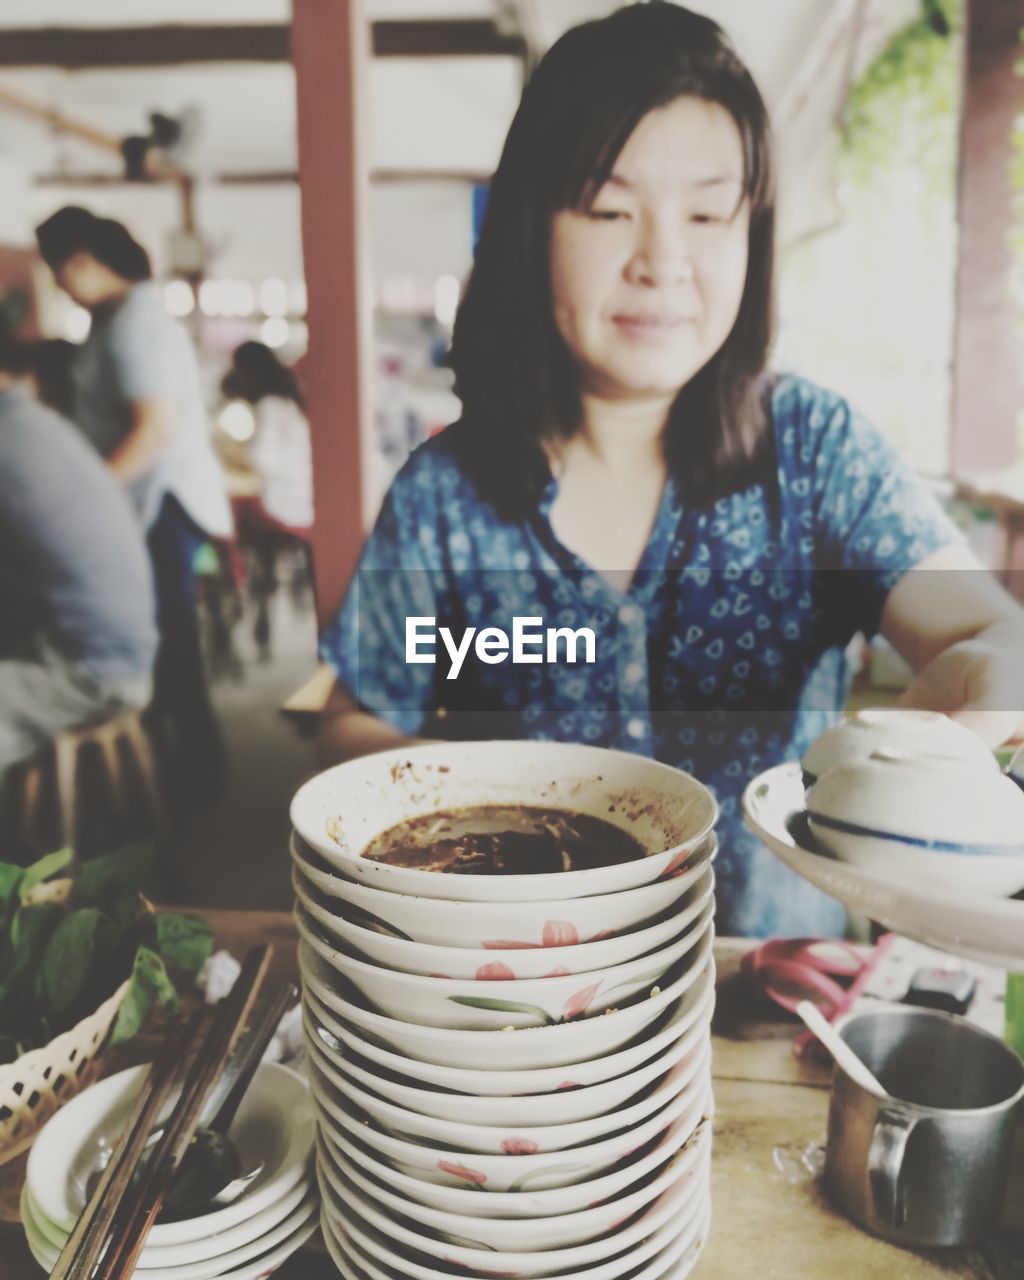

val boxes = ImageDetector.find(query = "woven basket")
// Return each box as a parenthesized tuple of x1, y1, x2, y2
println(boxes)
(0, 878, 130, 1165)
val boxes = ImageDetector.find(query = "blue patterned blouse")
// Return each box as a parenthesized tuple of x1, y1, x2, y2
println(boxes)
(320, 375, 959, 936)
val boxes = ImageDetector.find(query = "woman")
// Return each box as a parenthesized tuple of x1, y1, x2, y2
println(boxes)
(221, 340, 313, 534)
(317, 3, 1024, 936)
(35, 206, 232, 807)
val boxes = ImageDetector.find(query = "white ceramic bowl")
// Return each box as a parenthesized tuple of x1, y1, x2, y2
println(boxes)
(302, 957, 715, 1098)
(323, 1118, 710, 1253)
(321, 1181, 711, 1280)
(303, 991, 712, 1127)
(801, 709, 995, 784)
(806, 751, 1024, 896)
(291, 741, 717, 903)
(299, 929, 714, 1071)
(306, 1021, 709, 1155)
(292, 861, 714, 979)
(291, 831, 716, 948)
(22, 1183, 318, 1280)
(296, 897, 713, 1030)
(26, 1175, 313, 1268)
(27, 1061, 314, 1247)
(310, 1055, 711, 1193)
(321, 1106, 712, 1220)
(316, 1130, 710, 1278)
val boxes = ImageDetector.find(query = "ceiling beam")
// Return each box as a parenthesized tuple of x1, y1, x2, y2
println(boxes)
(0, 21, 525, 68)
(33, 168, 493, 187)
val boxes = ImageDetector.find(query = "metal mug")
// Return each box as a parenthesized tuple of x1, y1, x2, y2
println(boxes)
(824, 1006, 1024, 1247)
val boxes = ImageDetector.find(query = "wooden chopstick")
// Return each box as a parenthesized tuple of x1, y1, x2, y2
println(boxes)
(47, 1011, 199, 1280)
(97, 944, 273, 1280)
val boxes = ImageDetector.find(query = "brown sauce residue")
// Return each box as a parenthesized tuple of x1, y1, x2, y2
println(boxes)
(362, 805, 645, 875)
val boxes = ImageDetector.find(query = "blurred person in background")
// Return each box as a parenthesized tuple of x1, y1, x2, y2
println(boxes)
(221, 340, 313, 534)
(26, 338, 78, 420)
(35, 205, 232, 809)
(221, 341, 314, 657)
(0, 333, 156, 791)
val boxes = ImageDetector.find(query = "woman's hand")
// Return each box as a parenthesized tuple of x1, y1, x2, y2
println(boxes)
(899, 631, 1024, 746)
(881, 544, 1024, 747)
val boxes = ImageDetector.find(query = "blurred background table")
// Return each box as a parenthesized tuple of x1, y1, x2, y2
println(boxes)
(0, 911, 1020, 1279)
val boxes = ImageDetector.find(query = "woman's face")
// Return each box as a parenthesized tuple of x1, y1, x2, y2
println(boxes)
(54, 252, 121, 310)
(549, 96, 751, 405)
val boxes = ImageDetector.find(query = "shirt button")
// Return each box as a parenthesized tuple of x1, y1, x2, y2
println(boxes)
(626, 717, 646, 739)
(624, 662, 644, 684)
(619, 604, 641, 626)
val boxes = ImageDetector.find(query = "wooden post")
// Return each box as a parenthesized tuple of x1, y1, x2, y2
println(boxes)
(951, 0, 1024, 476)
(291, 0, 374, 629)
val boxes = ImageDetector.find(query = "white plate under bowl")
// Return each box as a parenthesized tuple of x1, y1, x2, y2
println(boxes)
(742, 762, 1024, 969)
(27, 1061, 314, 1247)
(26, 1174, 313, 1267)
(290, 740, 717, 903)
(21, 1183, 319, 1280)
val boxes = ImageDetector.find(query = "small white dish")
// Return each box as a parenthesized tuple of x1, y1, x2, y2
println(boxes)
(806, 751, 1024, 896)
(295, 896, 713, 1030)
(291, 740, 717, 903)
(290, 832, 716, 949)
(801, 709, 996, 784)
(741, 762, 1024, 968)
(301, 957, 715, 1098)
(302, 991, 712, 1128)
(27, 1061, 314, 1247)
(22, 1183, 318, 1280)
(292, 861, 714, 979)
(305, 1020, 709, 1155)
(26, 1174, 312, 1267)
(299, 928, 714, 1071)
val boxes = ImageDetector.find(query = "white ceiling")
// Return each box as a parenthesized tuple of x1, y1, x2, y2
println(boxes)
(0, 1, 921, 280)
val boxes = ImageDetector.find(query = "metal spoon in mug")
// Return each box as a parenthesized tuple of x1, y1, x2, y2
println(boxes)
(84, 980, 298, 1214)
(795, 999, 887, 1096)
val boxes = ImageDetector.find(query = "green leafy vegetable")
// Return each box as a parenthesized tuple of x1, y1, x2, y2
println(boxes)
(154, 914, 213, 976)
(19, 847, 74, 901)
(71, 842, 154, 909)
(0, 841, 211, 1061)
(40, 908, 106, 1012)
(109, 947, 179, 1047)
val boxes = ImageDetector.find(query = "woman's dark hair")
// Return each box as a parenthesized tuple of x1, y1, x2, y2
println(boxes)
(35, 206, 152, 282)
(221, 341, 304, 407)
(448, 1, 776, 517)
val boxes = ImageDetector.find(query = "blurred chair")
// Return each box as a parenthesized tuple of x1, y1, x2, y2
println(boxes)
(14, 706, 164, 858)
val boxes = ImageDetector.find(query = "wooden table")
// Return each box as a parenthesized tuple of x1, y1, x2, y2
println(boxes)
(2, 911, 1021, 1278)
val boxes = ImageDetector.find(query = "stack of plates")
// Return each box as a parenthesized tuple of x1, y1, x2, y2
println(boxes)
(290, 741, 719, 1280)
(23, 1062, 317, 1279)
